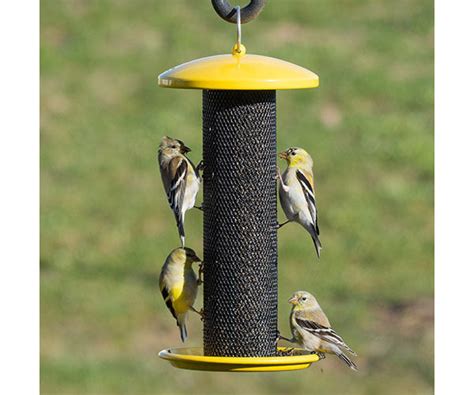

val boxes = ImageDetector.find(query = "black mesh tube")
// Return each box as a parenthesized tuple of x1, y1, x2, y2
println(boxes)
(202, 90, 278, 357)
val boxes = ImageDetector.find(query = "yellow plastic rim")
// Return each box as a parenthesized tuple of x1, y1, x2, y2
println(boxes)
(158, 46, 319, 91)
(159, 347, 320, 372)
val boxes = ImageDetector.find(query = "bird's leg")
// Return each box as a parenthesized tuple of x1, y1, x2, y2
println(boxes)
(275, 167, 282, 181)
(275, 330, 297, 348)
(276, 331, 295, 355)
(197, 262, 204, 285)
(280, 348, 295, 355)
(275, 331, 281, 346)
(276, 334, 294, 343)
(191, 306, 204, 319)
(196, 160, 204, 171)
(275, 170, 290, 230)
(196, 160, 204, 175)
(276, 168, 290, 192)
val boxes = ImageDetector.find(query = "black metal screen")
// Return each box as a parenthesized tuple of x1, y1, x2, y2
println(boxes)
(202, 90, 278, 357)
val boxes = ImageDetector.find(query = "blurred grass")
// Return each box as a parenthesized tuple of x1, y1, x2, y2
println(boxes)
(40, 0, 433, 394)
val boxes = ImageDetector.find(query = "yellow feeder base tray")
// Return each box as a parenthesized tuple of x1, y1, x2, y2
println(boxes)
(159, 347, 320, 372)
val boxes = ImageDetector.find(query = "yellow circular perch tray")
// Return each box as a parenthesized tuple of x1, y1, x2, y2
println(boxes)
(159, 347, 320, 372)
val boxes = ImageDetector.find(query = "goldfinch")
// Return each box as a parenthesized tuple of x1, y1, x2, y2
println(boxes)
(278, 147, 322, 258)
(158, 136, 201, 247)
(159, 247, 202, 342)
(281, 291, 358, 371)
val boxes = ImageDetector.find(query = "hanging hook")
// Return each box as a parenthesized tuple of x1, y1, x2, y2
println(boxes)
(236, 6, 242, 49)
(231, 6, 246, 55)
(211, 0, 266, 24)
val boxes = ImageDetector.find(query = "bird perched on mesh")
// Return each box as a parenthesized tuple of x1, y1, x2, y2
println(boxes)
(159, 247, 203, 342)
(158, 136, 202, 247)
(279, 290, 358, 371)
(278, 147, 322, 258)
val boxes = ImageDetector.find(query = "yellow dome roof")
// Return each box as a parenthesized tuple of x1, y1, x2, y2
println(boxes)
(158, 45, 319, 90)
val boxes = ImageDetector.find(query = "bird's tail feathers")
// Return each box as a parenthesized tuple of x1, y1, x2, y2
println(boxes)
(337, 352, 358, 371)
(311, 230, 322, 259)
(175, 213, 185, 247)
(177, 314, 188, 342)
(345, 345, 357, 356)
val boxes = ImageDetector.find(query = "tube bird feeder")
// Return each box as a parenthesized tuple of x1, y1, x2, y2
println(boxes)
(158, 0, 320, 372)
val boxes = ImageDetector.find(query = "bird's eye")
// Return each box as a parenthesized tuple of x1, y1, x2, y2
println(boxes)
(301, 297, 307, 302)
(171, 145, 177, 149)
(291, 152, 296, 156)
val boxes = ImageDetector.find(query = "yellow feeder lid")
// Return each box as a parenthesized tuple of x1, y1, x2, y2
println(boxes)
(158, 44, 319, 90)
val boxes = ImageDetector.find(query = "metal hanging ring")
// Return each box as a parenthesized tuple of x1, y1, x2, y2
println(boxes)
(211, 0, 266, 24)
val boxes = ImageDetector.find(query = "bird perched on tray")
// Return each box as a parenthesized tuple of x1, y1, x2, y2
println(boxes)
(158, 136, 202, 247)
(159, 247, 203, 342)
(279, 291, 358, 371)
(278, 147, 322, 258)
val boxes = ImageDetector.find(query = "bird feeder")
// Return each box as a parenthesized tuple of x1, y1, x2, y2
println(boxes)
(158, 0, 320, 372)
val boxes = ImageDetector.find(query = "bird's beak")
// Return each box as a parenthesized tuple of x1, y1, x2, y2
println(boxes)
(194, 256, 202, 263)
(288, 296, 298, 305)
(278, 150, 288, 160)
(181, 145, 191, 154)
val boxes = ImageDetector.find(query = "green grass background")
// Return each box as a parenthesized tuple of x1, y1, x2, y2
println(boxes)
(40, 0, 434, 394)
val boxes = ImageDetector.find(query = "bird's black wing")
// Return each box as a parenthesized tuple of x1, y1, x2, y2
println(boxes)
(296, 169, 319, 235)
(296, 317, 355, 355)
(160, 285, 177, 320)
(168, 158, 188, 237)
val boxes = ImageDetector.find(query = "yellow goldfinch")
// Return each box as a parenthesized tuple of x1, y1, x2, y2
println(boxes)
(158, 136, 201, 247)
(159, 247, 202, 342)
(281, 291, 358, 371)
(278, 147, 322, 258)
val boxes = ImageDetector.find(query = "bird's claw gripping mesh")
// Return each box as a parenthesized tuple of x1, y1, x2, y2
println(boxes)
(202, 90, 278, 357)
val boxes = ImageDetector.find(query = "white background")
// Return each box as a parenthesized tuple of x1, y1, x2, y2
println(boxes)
(0, 2, 39, 394)
(435, 0, 474, 392)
